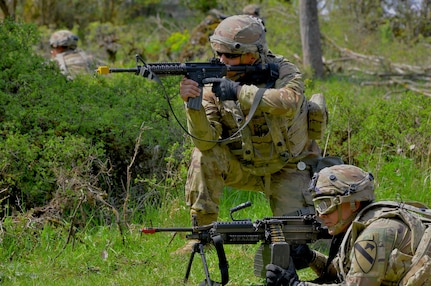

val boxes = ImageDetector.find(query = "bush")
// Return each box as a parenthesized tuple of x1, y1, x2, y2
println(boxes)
(2, 10, 431, 224)
(0, 20, 188, 221)
(307, 76, 431, 201)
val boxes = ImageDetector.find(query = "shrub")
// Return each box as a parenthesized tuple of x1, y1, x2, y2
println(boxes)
(0, 20, 187, 221)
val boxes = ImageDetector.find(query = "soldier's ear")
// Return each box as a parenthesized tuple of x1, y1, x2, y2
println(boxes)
(244, 52, 258, 64)
(349, 201, 361, 212)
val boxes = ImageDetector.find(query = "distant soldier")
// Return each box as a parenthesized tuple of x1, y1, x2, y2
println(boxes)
(242, 4, 261, 18)
(179, 9, 227, 61)
(49, 30, 99, 80)
(179, 4, 263, 62)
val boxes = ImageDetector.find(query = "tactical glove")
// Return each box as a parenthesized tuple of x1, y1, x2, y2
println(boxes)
(202, 77, 240, 101)
(290, 244, 316, 270)
(266, 257, 300, 286)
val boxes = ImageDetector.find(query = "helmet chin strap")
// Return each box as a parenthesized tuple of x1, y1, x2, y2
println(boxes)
(328, 204, 357, 235)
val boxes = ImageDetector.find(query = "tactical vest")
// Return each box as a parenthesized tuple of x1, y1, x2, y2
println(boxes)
(336, 201, 431, 285)
(221, 97, 309, 176)
(221, 92, 329, 176)
(218, 54, 327, 176)
(307, 93, 328, 140)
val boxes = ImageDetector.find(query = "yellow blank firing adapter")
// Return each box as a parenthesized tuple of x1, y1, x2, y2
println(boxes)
(97, 66, 110, 75)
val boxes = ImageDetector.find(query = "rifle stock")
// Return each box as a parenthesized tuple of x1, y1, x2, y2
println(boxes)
(96, 55, 278, 110)
(141, 202, 329, 285)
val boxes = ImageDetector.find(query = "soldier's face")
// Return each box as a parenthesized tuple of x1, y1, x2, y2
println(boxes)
(217, 52, 256, 65)
(50, 46, 65, 58)
(218, 52, 257, 78)
(319, 202, 357, 235)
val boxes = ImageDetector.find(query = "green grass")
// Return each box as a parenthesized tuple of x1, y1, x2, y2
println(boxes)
(0, 190, 322, 285)
(4, 165, 430, 285)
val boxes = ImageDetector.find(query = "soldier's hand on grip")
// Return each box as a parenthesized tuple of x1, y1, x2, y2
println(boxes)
(202, 77, 240, 101)
(180, 77, 201, 103)
(266, 257, 301, 286)
(290, 244, 316, 270)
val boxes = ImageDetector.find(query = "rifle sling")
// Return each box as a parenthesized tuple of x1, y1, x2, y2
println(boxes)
(219, 65, 277, 144)
(212, 234, 229, 285)
(222, 87, 266, 145)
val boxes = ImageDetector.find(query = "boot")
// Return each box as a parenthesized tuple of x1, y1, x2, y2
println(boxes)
(171, 211, 218, 255)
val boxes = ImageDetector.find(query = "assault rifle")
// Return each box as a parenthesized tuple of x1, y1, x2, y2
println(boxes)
(142, 202, 329, 286)
(96, 55, 279, 110)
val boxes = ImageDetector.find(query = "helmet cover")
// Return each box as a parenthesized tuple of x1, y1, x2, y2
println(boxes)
(210, 15, 267, 56)
(310, 164, 375, 204)
(49, 30, 79, 50)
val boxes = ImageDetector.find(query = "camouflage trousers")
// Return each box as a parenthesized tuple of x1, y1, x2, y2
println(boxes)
(185, 144, 314, 217)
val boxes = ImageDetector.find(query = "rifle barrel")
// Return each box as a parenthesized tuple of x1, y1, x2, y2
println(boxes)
(96, 66, 138, 74)
(109, 68, 139, 73)
(141, 227, 194, 234)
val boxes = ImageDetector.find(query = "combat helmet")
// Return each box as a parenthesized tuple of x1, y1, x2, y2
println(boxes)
(310, 164, 375, 215)
(209, 15, 268, 64)
(49, 30, 79, 50)
(242, 4, 261, 17)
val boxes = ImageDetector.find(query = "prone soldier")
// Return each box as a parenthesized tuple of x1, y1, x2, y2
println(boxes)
(266, 164, 431, 285)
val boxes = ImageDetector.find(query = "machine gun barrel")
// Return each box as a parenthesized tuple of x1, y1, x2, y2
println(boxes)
(142, 226, 194, 234)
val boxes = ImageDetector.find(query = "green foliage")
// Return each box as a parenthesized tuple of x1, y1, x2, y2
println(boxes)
(379, 20, 394, 44)
(1, 215, 43, 261)
(0, 189, 317, 285)
(371, 156, 431, 204)
(1, 20, 187, 214)
(306, 76, 431, 200)
(165, 31, 189, 56)
(180, 0, 218, 12)
(2, 0, 431, 222)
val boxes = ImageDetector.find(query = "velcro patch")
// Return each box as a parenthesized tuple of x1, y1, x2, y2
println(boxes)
(354, 240, 377, 273)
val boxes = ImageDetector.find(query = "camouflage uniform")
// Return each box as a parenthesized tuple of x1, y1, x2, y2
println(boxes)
(49, 30, 98, 80)
(306, 204, 426, 285)
(179, 5, 263, 61)
(242, 4, 261, 17)
(184, 15, 322, 225)
(179, 9, 226, 61)
(287, 165, 431, 285)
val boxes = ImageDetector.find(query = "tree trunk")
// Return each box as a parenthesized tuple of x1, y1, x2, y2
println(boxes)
(299, 0, 323, 78)
(0, 0, 11, 19)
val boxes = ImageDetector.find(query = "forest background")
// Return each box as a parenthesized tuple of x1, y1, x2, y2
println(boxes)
(1, 0, 431, 285)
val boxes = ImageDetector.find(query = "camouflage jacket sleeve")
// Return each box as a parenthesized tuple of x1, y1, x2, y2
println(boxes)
(185, 57, 305, 151)
(341, 218, 412, 285)
(238, 58, 305, 117)
(300, 218, 412, 286)
(185, 88, 222, 150)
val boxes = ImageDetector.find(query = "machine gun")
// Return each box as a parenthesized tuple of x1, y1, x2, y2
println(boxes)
(142, 202, 329, 285)
(96, 55, 279, 110)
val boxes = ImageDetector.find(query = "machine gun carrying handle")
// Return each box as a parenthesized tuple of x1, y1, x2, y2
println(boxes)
(230, 201, 252, 221)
